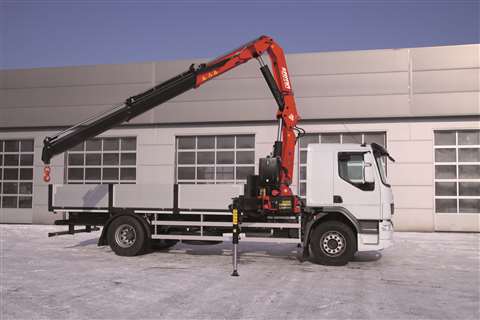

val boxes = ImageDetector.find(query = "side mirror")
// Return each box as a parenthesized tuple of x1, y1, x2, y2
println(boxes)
(363, 162, 375, 184)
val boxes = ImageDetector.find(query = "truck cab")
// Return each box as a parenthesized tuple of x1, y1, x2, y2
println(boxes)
(305, 143, 394, 261)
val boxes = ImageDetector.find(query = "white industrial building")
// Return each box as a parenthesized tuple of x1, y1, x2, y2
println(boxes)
(0, 43, 479, 231)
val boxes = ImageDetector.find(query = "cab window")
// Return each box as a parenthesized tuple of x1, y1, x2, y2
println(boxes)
(338, 152, 374, 191)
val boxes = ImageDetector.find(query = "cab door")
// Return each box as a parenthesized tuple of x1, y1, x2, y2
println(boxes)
(333, 151, 381, 220)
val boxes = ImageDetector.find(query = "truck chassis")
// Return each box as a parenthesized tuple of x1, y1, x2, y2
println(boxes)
(47, 183, 311, 275)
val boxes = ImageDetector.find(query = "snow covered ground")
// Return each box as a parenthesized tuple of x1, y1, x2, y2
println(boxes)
(1, 225, 479, 319)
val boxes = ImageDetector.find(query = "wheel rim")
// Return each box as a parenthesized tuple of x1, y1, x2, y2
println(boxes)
(114, 224, 137, 248)
(320, 231, 346, 257)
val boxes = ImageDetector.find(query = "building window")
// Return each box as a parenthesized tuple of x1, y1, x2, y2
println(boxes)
(434, 130, 480, 214)
(298, 132, 386, 196)
(66, 137, 136, 184)
(0, 139, 34, 208)
(176, 135, 255, 184)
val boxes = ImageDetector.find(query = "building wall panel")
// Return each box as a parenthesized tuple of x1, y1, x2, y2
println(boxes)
(435, 214, 480, 232)
(176, 77, 270, 101)
(392, 186, 433, 209)
(32, 204, 56, 224)
(285, 49, 409, 75)
(152, 99, 276, 123)
(0, 105, 155, 127)
(387, 140, 433, 163)
(0, 63, 153, 88)
(293, 72, 409, 97)
(411, 91, 480, 116)
(413, 69, 480, 94)
(154, 59, 203, 82)
(1, 209, 33, 224)
(1, 83, 151, 108)
(137, 165, 174, 185)
(411, 44, 480, 70)
(0, 105, 112, 127)
(0, 72, 6, 88)
(138, 145, 175, 166)
(392, 208, 434, 231)
(388, 163, 433, 186)
(410, 120, 480, 141)
(300, 94, 411, 119)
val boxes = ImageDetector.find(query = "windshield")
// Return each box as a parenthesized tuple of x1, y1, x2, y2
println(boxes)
(374, 154, 390, 187)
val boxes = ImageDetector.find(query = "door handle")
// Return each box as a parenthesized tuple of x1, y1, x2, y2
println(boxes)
(333, 195, 343, 203)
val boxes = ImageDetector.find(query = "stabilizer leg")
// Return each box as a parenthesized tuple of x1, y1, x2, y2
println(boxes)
(231, 206, 240, 277)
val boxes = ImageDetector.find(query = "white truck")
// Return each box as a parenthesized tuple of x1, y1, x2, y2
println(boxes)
(41, 36, 394, 273)
(47, 142, 394, 262)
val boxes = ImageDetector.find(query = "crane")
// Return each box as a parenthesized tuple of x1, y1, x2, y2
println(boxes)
(42, 35, 303, 217)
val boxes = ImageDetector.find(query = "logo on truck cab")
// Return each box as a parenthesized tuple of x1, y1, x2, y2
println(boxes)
(281, 67, 291, 90)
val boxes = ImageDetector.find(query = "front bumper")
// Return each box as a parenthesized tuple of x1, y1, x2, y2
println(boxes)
(379, 220, 394, 249)
(357, 220, 394, 251)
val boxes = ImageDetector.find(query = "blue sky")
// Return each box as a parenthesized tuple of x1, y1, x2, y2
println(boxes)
(1, 0, 479, 69)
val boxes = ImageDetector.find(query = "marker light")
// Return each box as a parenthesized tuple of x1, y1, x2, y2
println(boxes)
(43, 166, 51, 183)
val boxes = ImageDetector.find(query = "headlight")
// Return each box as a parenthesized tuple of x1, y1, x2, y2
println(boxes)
(381, 221, 393, 232)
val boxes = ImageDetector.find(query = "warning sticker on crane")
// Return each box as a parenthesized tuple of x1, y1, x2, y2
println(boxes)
(281, 67, 291, 90)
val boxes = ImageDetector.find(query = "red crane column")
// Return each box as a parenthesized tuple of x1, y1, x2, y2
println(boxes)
(194, 36, 300, 198)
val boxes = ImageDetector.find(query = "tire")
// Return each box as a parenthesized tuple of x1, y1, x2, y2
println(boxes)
(309, 220, 356, 266)
(107, 215, 148, 256)
(151, 239, 178, 250)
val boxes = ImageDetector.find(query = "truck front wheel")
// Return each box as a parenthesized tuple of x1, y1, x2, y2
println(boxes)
(107, 215, 148, 256)
(309, 220, 356, 266)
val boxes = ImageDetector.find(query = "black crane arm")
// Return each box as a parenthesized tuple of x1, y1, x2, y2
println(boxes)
(41, 67, 199, 164)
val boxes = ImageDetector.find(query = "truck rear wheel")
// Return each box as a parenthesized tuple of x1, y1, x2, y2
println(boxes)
(309, 220, 355, 266)
(107, 215, 148, 256)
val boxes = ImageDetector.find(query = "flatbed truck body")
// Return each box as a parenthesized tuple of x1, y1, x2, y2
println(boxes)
(48, 183, 302, 245)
